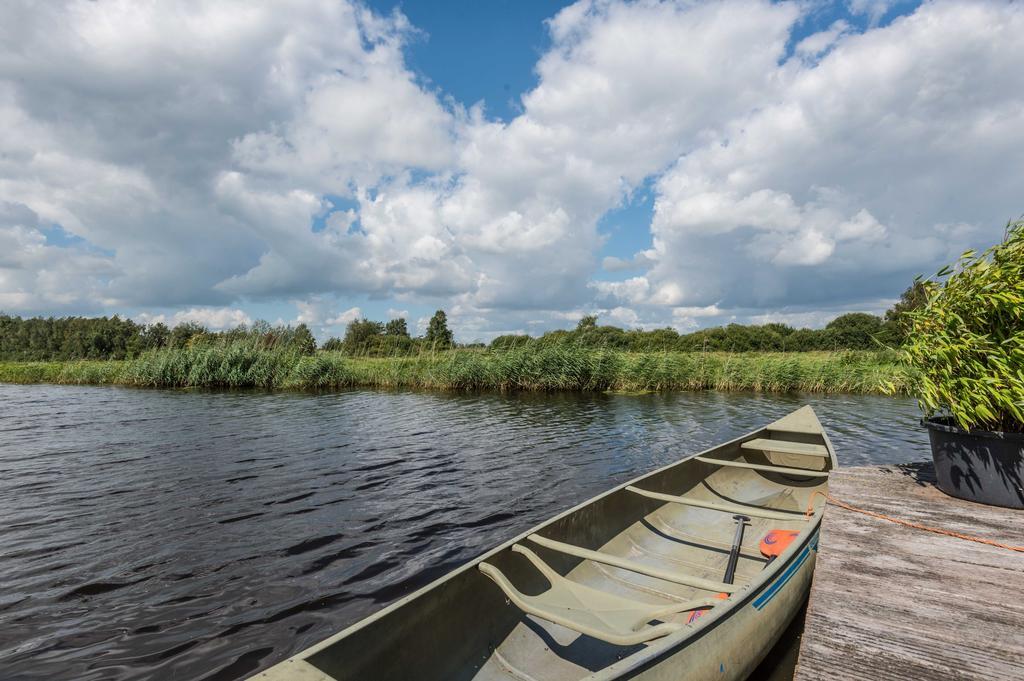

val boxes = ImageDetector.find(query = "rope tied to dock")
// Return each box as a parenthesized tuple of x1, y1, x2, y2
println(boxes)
(806, 491, 1024, 553)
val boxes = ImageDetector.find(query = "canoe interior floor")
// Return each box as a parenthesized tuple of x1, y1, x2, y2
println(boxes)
(471, 468, 813, 681)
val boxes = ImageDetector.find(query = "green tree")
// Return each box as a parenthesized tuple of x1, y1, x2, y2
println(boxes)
(785, 328, 825, 351)
(321, 337, 344, 352)
(221, 323, 250, 345)
(627, 327, 679, 351)
(823, 313, 884, 350)
(170, 322, 206, 349)
(885, 280, 928, 324)
(424, 310, 453, 349)
(882, 280, 928, 345)
(343, 318, 385, 354)
(490, 334, 532, 350)
(143, 322, 171, 350)
(761, 323, 795, 337)
(385, 318, 409, 337)
(250, 320, 272, 336)
(372, 334, 416, 356)
(291, 323, 317, 355)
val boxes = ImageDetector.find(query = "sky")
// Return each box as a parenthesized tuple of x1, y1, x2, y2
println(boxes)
(1, 0, 1022, 342)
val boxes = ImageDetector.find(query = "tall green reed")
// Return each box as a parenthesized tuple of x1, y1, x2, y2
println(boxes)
(0, 345, 912, 394)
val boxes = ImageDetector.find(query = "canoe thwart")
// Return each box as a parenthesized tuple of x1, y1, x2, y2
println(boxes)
(694, 456, 830, 478)
(741, 438, 829, 458)
(625, 486, 809, 522)
(526, 533, 735, 593)
(478, 544, 722, 646)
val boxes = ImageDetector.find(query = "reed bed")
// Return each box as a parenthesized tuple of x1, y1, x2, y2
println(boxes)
(0, 346, 912, 395)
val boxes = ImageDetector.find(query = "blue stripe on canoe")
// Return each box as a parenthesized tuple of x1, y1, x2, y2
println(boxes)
(752, 540, 813, 611)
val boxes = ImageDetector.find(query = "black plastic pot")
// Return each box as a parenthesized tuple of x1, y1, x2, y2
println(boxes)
(923, 417, 1024, 509)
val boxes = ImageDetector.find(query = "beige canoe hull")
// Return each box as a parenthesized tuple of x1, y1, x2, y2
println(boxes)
(252, 405, 834, 681)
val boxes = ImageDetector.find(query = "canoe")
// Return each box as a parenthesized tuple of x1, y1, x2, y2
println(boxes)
(252, 405, 836, 681)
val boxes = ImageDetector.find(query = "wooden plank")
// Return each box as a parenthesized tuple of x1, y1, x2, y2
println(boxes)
(795, 463, 1024, 681)
(742, 437, 829, 458)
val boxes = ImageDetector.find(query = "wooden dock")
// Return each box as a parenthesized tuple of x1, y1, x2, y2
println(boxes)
(795, 463, 1024, 680)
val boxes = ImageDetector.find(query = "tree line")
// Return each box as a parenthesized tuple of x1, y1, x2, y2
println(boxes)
(0, 315, 316, 361)
(0, 310, 454, 361)
(0, 283, 924, 361)
(489, 284, 924, 353)
(493, 311, 891, 353)
(323, 310, 454, 356)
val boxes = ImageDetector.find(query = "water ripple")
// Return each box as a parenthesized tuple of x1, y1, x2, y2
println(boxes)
(0, 384, 928, 680)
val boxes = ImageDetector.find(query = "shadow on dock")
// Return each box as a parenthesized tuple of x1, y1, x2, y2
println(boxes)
(892, 460, 936, 486)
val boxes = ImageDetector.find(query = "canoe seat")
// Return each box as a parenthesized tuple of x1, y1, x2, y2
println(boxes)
(694, 456, 829, 478)
(479, 544, 723, 646)
(625, 486, 808, 522)
(741, 438, 829, 458)
(526, 534, 735, 593)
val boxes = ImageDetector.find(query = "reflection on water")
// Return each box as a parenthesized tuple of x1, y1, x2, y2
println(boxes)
(0, 385, 928, 680)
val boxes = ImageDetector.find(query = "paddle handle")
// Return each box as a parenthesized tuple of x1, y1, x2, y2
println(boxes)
(723, 515, 750, 585)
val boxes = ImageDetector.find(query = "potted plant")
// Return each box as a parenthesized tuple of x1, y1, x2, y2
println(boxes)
(900, 219, 1024, 508)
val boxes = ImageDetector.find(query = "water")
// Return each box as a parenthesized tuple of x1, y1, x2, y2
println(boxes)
(0, 385, 930, 680)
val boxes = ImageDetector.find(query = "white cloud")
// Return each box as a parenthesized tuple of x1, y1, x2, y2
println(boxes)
(602, 250, 656, 272)
(326, 307, 362, 326)
(848, 0, 899, 26)
(672, 304, 724, 332)
(0, 201, 118, 314)
(135, 307, 252, 330)
(591, 276, 649, 306)
(0, 0, 451, 312)
(795, 20, 851, 60)
(287, 296, 363, 339)
(745, 304, 889, 329)
(642, 0, 1024, 312)
(2, 0, 1023, 339)
(293, 296, 362, 328)
(606, 306, 639, 327)
(231, 52, 455, 188)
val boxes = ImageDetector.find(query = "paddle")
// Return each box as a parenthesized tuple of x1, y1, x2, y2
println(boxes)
(723, 514, 750, 584)
(686, 515, 750, 624)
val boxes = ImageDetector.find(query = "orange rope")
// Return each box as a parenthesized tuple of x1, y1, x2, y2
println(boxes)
(805, 490, 1024, 553)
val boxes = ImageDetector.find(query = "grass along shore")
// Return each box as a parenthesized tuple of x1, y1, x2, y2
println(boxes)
(0, 346, 911, 394)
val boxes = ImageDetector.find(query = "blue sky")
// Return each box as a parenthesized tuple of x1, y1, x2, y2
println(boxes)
(2, 0, 1023, 341)
(366, 0, 557, 122)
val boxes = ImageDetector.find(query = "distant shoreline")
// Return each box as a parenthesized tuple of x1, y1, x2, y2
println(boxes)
(0, 348, 911, 395)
